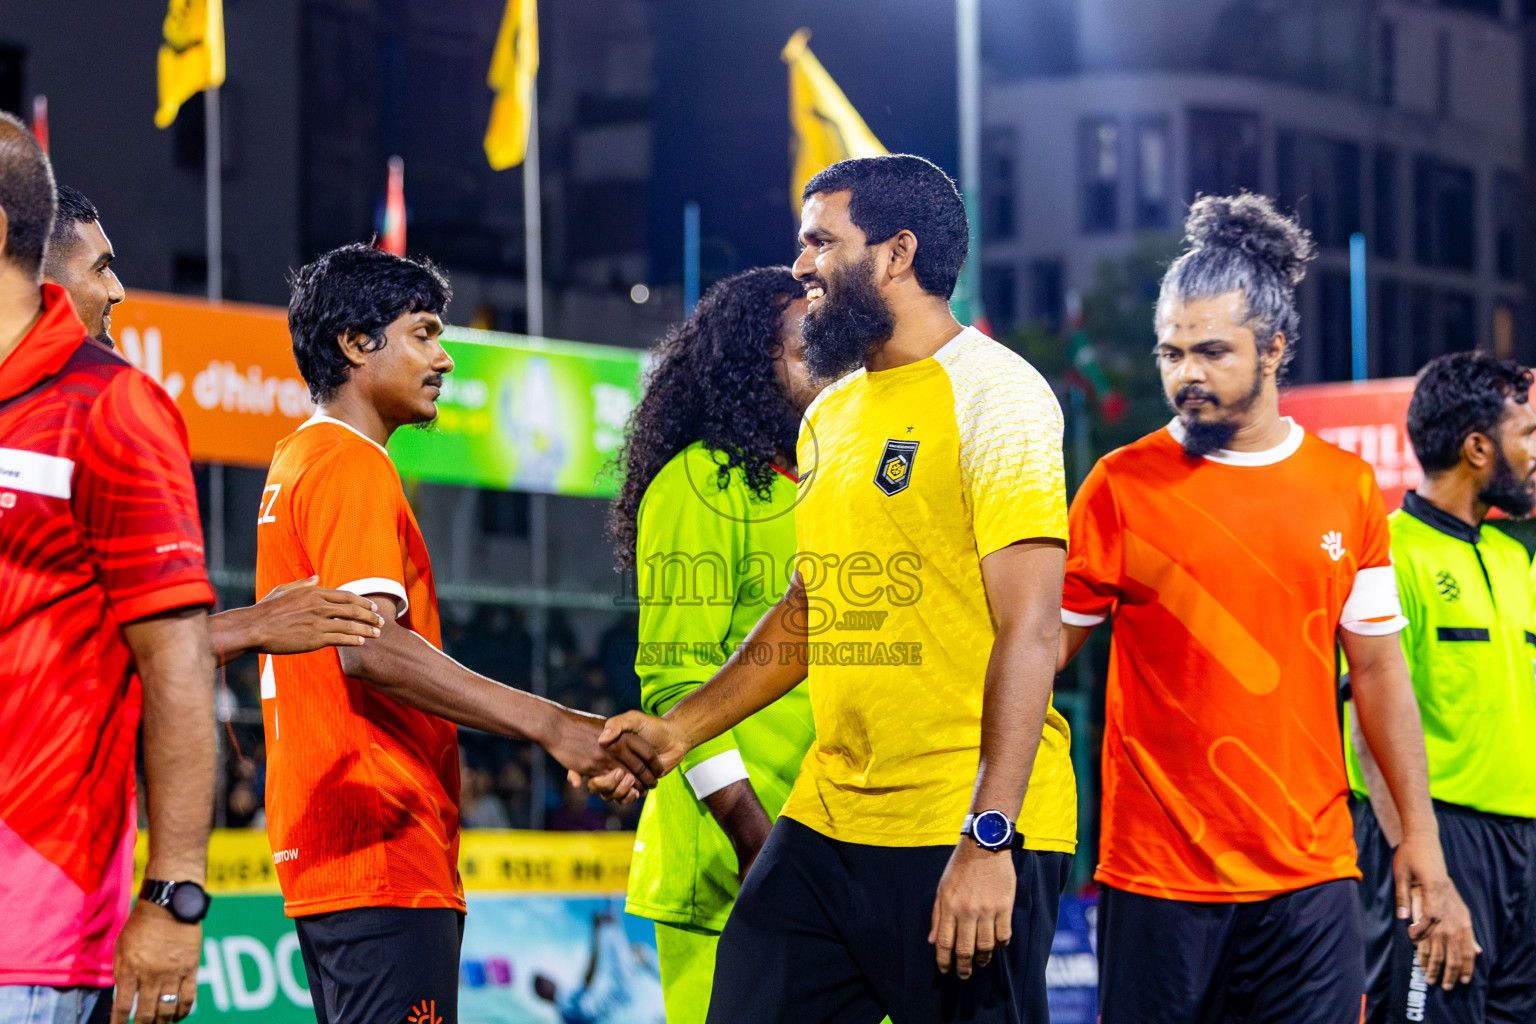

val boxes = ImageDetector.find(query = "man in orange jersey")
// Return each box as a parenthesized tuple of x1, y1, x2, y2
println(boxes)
(1058, 195, 1477, 1023)
(255, 244, 661, 1024)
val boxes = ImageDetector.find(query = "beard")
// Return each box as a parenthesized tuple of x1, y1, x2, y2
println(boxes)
(800, 252, 895, 381)
(1168, 362, 1265, 459)
(1480, 444, 1535, 517)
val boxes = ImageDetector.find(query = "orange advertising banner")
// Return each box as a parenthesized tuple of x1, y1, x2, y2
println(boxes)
(1279, 378, 1422, 511)
(111, 290, 313, 467)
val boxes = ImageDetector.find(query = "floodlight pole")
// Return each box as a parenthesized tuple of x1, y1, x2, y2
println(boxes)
(955, 0, 983, 326)
(1350, 231, 1368, 381)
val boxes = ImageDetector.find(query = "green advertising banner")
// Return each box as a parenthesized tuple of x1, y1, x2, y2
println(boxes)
(388, 328, 647, 498)
(191, 895, 313, 1021)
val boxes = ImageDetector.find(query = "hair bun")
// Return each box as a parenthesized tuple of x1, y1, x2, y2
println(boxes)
(1184, 193, 1316, 288)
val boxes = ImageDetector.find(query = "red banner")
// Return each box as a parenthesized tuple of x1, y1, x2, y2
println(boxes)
(1279, 379, 1422, 511)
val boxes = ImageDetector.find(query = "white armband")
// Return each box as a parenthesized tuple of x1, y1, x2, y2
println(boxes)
(1340, 565, 1408, 636)
(1061, 607, 1106, 627)
(684, 749, 750, 800)
(337, 577, 409, 618)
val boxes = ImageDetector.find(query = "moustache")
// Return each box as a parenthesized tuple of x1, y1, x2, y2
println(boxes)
(1175, 385, 1219, 407)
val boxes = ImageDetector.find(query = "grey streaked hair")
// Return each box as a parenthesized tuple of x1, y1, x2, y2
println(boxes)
(1157, 193, 1317, 374)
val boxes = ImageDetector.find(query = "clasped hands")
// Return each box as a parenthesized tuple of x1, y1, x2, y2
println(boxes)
(565, 709, 691, 801)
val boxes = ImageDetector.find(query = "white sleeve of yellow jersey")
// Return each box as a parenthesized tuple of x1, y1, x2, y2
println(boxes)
(937, 333, 1069, 559)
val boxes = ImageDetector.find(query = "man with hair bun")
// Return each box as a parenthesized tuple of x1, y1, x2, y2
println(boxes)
(1058, 193, 1477, 1021)
(1347, 350, 1536, 1023)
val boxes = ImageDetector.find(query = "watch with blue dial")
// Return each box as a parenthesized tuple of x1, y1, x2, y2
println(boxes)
(961, 810, 1024, 851)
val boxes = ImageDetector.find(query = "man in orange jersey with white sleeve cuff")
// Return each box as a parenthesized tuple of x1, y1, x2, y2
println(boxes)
(1058, 195, 1477, 1023)
(255, 244, 661, 1024)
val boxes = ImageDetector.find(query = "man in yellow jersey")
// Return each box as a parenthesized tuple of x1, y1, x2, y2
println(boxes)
(590, 155, 1074, 1024)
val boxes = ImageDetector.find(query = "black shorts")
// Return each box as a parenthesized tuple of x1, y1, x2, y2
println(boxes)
(1356, 798, 1536, 1024)
(294, 906, 464, 1024)
(707, 816, 1071, 1024)
(1355, 798, 1397, 1024)
(1097, 879, 1364, 1024)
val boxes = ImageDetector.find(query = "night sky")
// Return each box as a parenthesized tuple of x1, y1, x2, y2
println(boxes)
(648, 0, 964, 285)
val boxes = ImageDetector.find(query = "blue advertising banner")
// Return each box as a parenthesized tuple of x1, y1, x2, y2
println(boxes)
(461, 897, 664, 1024)
(1045, 894, 1099, 1024)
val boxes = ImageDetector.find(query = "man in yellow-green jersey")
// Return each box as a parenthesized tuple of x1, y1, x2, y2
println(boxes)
(608, 267, 821, 1024)
(1347, 351, 1536, 1024)
(593, 155, 1075, 1024)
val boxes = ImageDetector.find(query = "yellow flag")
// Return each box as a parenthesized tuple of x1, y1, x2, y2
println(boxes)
(155, 0, 225, 128)
(484, 0, 540, 170)
(781, 29, 887, 211)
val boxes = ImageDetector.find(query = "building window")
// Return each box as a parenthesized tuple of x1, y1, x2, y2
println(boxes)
(1495, 170, 1522, 282)
(1442, 290, 1476, 352)
(1079, 118, 1119, 233)
(1410, 286, 1436, 368)
(1436, 30, 1452, 119)
(1030, 260, 1065, 332)
(1317, 270, 1353, 382)
(1377, 279, 1407, 376)
(481, 490, 530, 538)
(1373, 147, 1399, 260)
(1494, 301, 1517, 360)
(982, 265, 1017, 333)
(1414, 157, 1476, 271)
(1188, 109, 1261, 199)
(982, 128, 1017, 241)
(1277, 131, 1361, 249)
(1134, 118, 1171, 229)
(1377, 20, 1396, 108)
(0, 44, 22, 119)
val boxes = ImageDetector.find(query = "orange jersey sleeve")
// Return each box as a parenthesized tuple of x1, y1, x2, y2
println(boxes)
(1062, 459, 1122, 625)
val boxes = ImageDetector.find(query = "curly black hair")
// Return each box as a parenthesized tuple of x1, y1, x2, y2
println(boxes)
(288, 243, 452, 403)
(1408, 350, 1533, 473)
(608, 266, 802, 570)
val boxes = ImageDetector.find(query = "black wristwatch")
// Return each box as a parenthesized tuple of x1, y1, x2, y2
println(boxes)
(961, 810, 1025, 851)
(139, 879, 211, 924)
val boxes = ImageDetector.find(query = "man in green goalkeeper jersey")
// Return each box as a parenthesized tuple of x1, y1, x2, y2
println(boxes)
(1348, 351, 1536, 1023)
(608, 267, 821, 1024)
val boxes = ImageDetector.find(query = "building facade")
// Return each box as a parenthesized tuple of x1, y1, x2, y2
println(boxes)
(981, 0, 1529, 382)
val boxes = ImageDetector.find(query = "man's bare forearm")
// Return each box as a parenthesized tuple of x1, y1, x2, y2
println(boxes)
(972, 541, 1069, 816)
(208, 606, 263, 667)
(1349, 701, 1404, 845)
(1056, 622, 1092, 674)
(703, 779, 773, 876)
(1348, 653, 1437, 839)
(666, 594, 807, 750)
(972, 616, 1060, 814)
(340, 614, 562, 744)
(124, 608, 217, 883)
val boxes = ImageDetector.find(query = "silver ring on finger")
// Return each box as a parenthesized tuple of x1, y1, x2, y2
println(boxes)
(159, 994, 179, 1004)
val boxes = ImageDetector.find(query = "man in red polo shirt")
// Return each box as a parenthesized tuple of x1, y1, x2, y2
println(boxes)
(0, 114, 215, 1024)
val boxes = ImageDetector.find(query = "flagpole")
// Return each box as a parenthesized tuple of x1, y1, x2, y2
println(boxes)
(206, 84, 222, 301)
(523, 80, 543, 338)
(521, 76, 549, 830)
